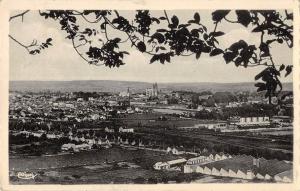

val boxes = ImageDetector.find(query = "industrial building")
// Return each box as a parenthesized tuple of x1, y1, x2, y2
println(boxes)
(153, 158, 187, 171)
(184, 155, 292, 182)
(230, 116, 271, 127)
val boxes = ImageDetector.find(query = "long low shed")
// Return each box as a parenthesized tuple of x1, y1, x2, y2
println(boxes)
(185, 155, 292, 182)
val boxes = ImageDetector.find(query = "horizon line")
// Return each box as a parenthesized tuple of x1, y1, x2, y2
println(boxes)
(9, 79, 293, 84)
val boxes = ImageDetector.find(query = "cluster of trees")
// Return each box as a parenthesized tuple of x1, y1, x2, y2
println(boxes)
(190, 91, 240, 108)
(213, 92, 239, 103)
(10, 134, 70, 156)
(73, 91, 103, 101)
(224, 103, 278, 117)
(193, 103, 279, 120)
(167, 97, 179, 104)
(194, 109, 219, 120)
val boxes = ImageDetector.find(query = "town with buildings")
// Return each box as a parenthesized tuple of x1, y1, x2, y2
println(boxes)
(9, 82, 293, 184)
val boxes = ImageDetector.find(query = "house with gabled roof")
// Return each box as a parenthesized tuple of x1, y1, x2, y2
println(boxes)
(220, 168, 229, 177)
(274, 170, 293, 183)
(212, 167, 221, 176)
(189, 155, 292, 181)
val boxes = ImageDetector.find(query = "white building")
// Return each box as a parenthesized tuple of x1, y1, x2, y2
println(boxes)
(61, 143, 76, 151)
(119, 127, 134, 133)
(235, 117, 270, 127)
(185, 155, 292, 182)
(46, 133, 62, 139)
(186, 156, 209, 165)
(274, 170, 293, 183)
(153, 158, 187, 170)
(167, 147, 185, 155)
(105, 127, 115, 133)
(204, 123, 227, 130)
(75, 143, 92, 151)
(184, 153, 230, 173)
(65, 103, 74, 108)
(153, 162, 169, 170)
(86, 138, 96, 145)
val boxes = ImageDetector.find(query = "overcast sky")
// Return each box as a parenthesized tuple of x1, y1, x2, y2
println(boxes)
(9, 10, 293, 83)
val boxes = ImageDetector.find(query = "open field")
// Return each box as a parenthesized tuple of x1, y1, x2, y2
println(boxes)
(10, 147, 206, 184)
(10, 151, 258, 184)
(116, 113, 217, 128)
(9, 147, 174, 171)
(119, 113, 293, 152)
(11, 164, 209, 184)
(136, 127, 293, 151)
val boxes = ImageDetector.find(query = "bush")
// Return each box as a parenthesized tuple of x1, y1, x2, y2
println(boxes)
(72, 174, 81, 179)
(35, 176, 44, 182)
(148, 177, 158, 184)
(134, 177, 146, 184)
(37, 171, 45, 175)
(9, 176, 18, 182)
(161, 177, 168, 184)
(174, 175, 185, 183)
(64, 176, 72, 180)
(49, 176, 59, 182)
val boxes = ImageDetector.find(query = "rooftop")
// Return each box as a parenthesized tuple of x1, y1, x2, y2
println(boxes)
(200, 155, 292, 176)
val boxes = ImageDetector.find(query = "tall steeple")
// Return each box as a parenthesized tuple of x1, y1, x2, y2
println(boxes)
(153, 82, 158, 97)
(127, 87, 130, 106)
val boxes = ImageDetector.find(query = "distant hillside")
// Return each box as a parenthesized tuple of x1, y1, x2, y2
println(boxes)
(9, 80, 293, 93)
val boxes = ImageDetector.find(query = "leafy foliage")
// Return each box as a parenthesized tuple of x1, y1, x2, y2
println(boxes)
(9, 9, 293, 103)
(28, 38, 53, 55)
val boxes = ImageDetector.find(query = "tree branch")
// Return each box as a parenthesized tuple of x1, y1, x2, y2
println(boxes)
(103, 16, 157, 56)
(9, 34, 39, 53)
(103, 23, 110, 41)
(9, 35, 27, 49)
(9, 10, 30, 22)
(163, 10, 171, 25)
(72, 10, 103, 23)
(71, 38, 91, 64)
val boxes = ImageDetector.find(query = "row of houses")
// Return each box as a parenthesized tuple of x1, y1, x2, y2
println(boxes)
(63, 135, 147, 151)
(16, 130, 63, 139)
(61, 143, 92, 152)
(184, 155, 292, 182)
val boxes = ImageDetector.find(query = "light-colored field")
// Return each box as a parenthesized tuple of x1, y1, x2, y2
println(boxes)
(260, 130, 293, 136)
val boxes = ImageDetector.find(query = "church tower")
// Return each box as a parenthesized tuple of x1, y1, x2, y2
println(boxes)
(153, 82, 158, 97)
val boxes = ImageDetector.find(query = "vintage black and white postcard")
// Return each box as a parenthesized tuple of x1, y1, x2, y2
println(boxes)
(0, 0, 299, 191)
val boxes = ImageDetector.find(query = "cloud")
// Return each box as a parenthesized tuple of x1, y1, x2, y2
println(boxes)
(218, 28, 261, 49)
